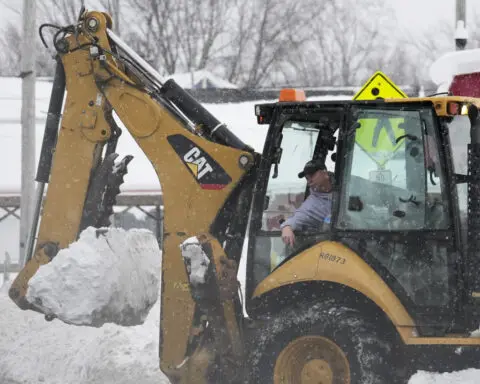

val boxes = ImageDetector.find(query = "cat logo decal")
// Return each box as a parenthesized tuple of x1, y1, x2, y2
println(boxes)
(168, 134, 231, 190)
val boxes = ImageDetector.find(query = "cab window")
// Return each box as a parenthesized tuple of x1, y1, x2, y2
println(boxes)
(336, 106, 452, 306)
(252, 118, 337, 287)
(337, 107, 450, 231)
(261, 120, 321, 232)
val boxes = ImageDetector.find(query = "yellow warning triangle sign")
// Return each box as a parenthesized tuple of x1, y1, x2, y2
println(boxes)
(354, 71, 407, 100)
(353, 72, 408, 167)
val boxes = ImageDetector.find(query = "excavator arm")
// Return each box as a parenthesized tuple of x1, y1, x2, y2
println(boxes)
(9, 10, 256, 383)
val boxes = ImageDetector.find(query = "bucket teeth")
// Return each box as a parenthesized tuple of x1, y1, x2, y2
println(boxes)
(80, 154, 134, 231)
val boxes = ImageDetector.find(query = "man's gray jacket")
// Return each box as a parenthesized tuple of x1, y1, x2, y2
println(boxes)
(280, 190, 332, 231)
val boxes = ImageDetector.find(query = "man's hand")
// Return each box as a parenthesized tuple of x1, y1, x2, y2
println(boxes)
(281, 226, 295, 246)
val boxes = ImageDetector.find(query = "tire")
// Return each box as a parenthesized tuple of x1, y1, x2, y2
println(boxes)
(247, 300, 406, 384)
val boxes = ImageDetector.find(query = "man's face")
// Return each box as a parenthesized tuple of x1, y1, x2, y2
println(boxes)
(305, 169, 331, 192)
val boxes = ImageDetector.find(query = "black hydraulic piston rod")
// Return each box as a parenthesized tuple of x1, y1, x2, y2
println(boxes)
(105, 29, 252, 152)
(24, 58, 66, 264)
(160, 79, 253, 152)
(36, 58, 66, 183)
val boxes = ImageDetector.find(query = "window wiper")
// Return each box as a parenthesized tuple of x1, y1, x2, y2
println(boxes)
(428, 166, 437, 185)
(399, 194, 420, 207)
(272, 147, 282, 178)
(395, 134, 418, 144)
(393, 195, 420, 219)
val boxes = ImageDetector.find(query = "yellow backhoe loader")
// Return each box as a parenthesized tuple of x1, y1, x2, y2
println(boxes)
(9, 8, 480, 384)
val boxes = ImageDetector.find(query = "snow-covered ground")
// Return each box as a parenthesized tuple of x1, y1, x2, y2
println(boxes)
(2, 271, 480, 384)
(0, 277, 169, 384)
(410, 370, 480, 384)
(0, 226, 167, 384)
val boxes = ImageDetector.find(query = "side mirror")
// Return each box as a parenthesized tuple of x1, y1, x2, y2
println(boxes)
(351, 121, 362, 131)
(468, 104, 478, 127)
(468, 105, 480, 145)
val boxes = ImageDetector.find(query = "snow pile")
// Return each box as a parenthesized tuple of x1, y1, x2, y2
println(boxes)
(430, 48, 480, 85)
(0, 275, 11, 294)
(409, 369, 480, 384)
(25, 227, 161, 327)
(180, 236, 210, 286)
(0, 289, 168, 384)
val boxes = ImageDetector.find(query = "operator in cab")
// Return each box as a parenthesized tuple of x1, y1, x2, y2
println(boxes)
(281, 160, 333, 246)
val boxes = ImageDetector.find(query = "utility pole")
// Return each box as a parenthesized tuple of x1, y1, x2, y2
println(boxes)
(112, 0, 120, 35)
(455, 0, 468, 50)
(19, 0, 36, 266)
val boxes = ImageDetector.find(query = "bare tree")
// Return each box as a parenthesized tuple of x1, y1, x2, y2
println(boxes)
(468, 10, 480, 49)
(0, 0, 21, 16)
(37, 0, 85, 25)
(360, 40, 421, 91)
(234, 0, 324, 88)
(125, 0, 182, 74)
(0, 0, 473, 93)
(37, 0, 122, 25)
(177, 0, 230, 71)
(0, 24, 21, 76)
(101, 0, 121, 34)
(126, 0, 319, 87)
(125, 0, 230, 76)
(222, 0, 390, 88)
(220, 0, 255, 84)
(0, 21, 54, 76)
(398, 19, 456, 89)
(298, 0, 394, 86)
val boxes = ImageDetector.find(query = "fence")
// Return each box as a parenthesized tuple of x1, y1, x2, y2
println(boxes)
(0, 193, 163, 273)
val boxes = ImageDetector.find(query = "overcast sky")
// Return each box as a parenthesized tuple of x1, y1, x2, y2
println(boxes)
(386, 0, 480, 33)
(2, 1, 480, 35)
(1, 0, 480, 49)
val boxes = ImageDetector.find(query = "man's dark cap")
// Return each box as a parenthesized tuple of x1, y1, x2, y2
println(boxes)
(298, 159, 326, 178)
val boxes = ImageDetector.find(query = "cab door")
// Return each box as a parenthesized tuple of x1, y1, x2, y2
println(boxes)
(334, 103, 457, 332)
(246, 107, 341, 302)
